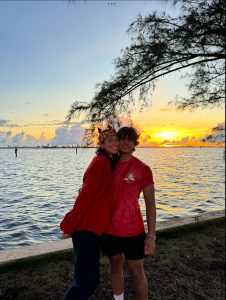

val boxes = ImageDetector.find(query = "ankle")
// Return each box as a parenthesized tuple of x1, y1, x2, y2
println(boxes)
(114, 292, 124, 300)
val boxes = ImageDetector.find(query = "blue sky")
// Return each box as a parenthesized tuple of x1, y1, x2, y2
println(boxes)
(0, 0, 224, 146)
(0, 1, 168, 121)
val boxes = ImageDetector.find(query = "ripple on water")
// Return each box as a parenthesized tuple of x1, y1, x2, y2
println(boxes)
(0, 147, 225, 250)
(190, 208, 207, 214)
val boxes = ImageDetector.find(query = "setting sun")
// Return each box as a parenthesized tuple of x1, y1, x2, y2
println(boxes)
(154, 131, 179, 141)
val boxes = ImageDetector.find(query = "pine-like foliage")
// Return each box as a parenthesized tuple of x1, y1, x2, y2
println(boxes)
(67, 0, 225, 127)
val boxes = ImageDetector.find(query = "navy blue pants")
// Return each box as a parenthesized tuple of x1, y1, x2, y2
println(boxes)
(63, 231, 100, 300)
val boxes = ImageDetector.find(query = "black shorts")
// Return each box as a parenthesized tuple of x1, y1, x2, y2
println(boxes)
(100, 232, 147, 260)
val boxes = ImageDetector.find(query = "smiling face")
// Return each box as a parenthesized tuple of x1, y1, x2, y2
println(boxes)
(100, 135, 119, 156)
(117, 127, 139, 155)
(119, 137, 135, 155)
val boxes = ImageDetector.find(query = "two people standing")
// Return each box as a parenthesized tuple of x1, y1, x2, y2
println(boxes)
(60, 126, 156, 300)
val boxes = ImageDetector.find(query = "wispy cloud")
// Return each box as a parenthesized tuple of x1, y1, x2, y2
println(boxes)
(159, 107, 175, 112)
(23, 120, 83, 127)
(0, 119, 19, 128)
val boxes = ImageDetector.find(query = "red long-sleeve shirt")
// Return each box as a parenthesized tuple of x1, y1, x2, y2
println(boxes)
(60, 155, 115, 235)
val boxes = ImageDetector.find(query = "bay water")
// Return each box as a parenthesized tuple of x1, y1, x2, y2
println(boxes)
(0, 147, 224, 250)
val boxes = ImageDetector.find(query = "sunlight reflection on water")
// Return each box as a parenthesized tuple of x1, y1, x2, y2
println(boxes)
(0, 147, 225, 250)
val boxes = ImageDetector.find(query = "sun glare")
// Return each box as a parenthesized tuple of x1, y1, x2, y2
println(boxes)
(154, 131, 178, 141)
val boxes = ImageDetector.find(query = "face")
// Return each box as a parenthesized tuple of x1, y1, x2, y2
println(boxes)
(101, 135, 119, 156)
(119, 137, 135, 154)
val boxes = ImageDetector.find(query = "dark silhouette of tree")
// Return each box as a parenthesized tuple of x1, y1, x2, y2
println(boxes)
(202, 123, 225, 143)
(67, 0, 225, 127)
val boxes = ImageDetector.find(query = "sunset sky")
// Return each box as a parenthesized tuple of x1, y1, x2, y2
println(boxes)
(0, 1, 224, 147)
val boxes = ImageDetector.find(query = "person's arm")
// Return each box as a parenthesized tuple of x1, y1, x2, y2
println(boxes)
(143, 184, 156, 255)
(60, 157, 111, 235)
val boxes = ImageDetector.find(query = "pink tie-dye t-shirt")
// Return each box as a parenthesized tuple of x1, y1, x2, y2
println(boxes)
(106, 156, 154, 237)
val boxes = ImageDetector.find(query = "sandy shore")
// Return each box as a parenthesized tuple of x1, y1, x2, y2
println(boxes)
(0, 217, 225, 300)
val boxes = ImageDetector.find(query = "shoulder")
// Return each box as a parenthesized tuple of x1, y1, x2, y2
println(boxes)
(93, 154, 110, 163)
(90, 155, 111, 169)
(132, 156, 151, 170)
(84, 155, 111, 178)
(132, 156, 154, 185)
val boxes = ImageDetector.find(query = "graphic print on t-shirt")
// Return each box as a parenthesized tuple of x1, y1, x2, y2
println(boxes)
(124, 171, 135, 183)
(106, 156, 154, 237)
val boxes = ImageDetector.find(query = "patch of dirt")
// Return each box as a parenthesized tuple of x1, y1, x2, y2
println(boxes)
(0, 220, 225, 300)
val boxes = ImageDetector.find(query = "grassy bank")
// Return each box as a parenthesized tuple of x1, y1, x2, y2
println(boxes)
(0, 217, 225, 300)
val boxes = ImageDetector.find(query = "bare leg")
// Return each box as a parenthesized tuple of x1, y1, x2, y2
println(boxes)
(109, 253, 124, 296)
(127, 259, 148, 300)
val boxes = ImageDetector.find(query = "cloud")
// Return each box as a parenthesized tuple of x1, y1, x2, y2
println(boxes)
(0, 120, 9, 126)
(11, 132, 26, 144)
(118, 116, 135, 128)
(24, 120, 67, 127)
(24, 120, 84, 127)
(158, 136, 198, 146)
(49, 124, 85, 146)
(159, 108, 174, 111)
(117, 116, 142, 134)
(139, 134, 152, 146)
(0, 121, 86, 147)
(0, 119, 19, 128)
(0, 130, 48, 146)
(138, 133, 163, 147)
(0, 131, 12, 145)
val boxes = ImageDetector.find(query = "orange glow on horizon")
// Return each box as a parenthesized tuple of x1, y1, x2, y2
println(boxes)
(0, 116, 224, 147)
(153, 131, 180, 141)
(138, 127, 225, 147)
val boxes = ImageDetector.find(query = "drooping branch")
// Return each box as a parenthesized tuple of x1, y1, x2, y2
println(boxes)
(67, 0, 225, 127)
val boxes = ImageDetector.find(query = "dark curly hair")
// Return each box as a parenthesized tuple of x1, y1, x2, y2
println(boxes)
(117, 127, 140, 146)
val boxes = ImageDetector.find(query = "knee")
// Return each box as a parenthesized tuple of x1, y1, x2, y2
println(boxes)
(110, 254, 124, 273)
(127, 263, 145, 281)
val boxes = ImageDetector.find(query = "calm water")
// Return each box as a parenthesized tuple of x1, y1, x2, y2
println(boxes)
(0, 147, 225, 250)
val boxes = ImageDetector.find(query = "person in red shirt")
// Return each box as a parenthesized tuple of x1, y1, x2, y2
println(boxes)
(101, 127, 156, 300)
(60, 126, 119, 300)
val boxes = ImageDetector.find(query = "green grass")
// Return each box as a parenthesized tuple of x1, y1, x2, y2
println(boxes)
(0, 216, 224, 272)
(0, 217, 225, 300)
